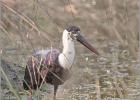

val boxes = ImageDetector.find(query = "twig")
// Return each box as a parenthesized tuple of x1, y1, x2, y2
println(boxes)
(95, 75, 101, 100)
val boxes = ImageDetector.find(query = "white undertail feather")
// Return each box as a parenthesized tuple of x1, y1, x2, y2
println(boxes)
(58, 30, 75, 69)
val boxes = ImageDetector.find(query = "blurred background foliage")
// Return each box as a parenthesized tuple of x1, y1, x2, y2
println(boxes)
(0, 0, 139, 100)
(0, 0, 138, 59)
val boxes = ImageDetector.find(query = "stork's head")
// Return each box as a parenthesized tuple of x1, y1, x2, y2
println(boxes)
(66, 26, 99, 55)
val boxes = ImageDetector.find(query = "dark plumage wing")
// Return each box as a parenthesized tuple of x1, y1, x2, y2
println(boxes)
(23, 49, 60, 90)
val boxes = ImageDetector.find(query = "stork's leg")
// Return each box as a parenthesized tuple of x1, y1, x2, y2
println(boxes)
(53, 85, 58, 100)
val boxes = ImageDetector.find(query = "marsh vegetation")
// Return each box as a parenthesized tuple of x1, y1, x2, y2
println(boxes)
(0, 0, 139, 99)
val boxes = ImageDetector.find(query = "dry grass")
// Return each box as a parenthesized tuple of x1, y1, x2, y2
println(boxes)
(0, 0, 139, 100)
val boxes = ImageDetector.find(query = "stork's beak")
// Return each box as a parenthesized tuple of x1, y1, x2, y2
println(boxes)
(77, 34, 99, 55)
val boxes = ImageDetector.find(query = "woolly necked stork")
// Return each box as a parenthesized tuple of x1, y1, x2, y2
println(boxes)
(23, 26, 99, 100)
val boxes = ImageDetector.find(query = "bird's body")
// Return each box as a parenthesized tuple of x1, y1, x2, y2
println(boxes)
(23, 26, 99, 100)
(23, 49, 70, 88)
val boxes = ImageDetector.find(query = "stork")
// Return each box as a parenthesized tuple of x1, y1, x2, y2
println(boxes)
(23, 26, 99, 100)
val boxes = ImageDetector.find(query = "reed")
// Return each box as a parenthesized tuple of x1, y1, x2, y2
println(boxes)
(0, 0, 139, 99)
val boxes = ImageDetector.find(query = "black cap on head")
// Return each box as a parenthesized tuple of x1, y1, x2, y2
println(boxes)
(66, 26, 80, 33)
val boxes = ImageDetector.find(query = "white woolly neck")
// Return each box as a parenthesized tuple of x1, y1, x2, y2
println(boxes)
(58, 30, 75, 69)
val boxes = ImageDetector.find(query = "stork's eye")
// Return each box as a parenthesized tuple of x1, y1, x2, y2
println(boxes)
(69, 32, 72, 36)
